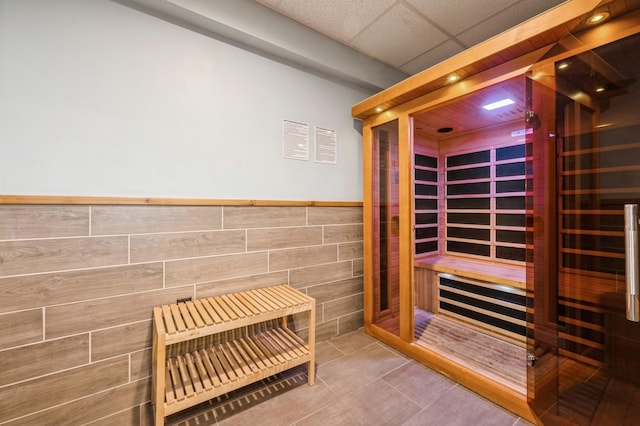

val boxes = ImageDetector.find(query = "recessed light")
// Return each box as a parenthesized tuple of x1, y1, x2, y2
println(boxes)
(482, 98, 515, 111)
(587, 11, 610, 25)
(447, 74, 458, 83)
(437, 127, 453, 133)
(596, 87, 606, 92)
(375, 106, 383, 113)
(558, 62, 570, 70)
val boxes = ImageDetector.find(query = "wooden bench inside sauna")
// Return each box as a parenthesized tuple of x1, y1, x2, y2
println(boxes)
(414, 255, 527, 347)
(151, 284, 316, 425)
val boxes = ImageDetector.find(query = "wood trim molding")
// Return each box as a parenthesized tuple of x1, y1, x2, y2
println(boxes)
(0, 195, 362, 207)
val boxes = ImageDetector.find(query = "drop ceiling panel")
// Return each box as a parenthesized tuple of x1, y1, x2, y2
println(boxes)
(351, 2, 449, 67)
(273, 0, 395, 42)
(457, 0, 567, 47)
(406, 0, 521, 36)
(400, 38, 466, 74)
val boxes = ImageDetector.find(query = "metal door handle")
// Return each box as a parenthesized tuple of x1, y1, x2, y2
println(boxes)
(624, 204, 640, 322)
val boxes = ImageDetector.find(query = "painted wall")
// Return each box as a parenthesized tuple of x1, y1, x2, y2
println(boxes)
(0, 0, 369, 201)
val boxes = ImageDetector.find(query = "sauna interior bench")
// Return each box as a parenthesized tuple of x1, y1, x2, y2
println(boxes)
(152, 284, 316, 425)
(414, 255, 527, 346)
(415, 255, 526, 289)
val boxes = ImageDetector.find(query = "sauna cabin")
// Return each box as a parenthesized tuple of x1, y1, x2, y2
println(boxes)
(353, 0, 640, 424)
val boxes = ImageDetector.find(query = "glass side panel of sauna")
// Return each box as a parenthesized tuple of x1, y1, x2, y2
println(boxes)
(372, 120, 400, 334)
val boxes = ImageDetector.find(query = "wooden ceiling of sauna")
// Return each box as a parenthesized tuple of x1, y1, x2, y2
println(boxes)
(413, 19, 640, 140)
(412, 77, 526, 139)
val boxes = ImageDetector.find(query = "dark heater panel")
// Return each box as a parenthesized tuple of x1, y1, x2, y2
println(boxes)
(438, 275, 527, 341)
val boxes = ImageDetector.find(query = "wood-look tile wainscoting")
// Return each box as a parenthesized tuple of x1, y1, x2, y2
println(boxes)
(0, 198, 363, 425)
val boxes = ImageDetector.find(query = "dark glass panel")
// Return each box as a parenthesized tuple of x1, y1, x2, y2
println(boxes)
(496, 144, 526, 161)
(447, 240, 491, 256)
(496, 246, 526, 261)
(562, 234, 624, 254)
(447, 166, 490, 181)
(561, 194, 632, 210)
(416, 213, 438, 224)
(415, 154, 438, 168)
(415, 184, 437, 196)
(496, 214, 527, 227)
(562, 214, 623, 231)
(497, 230, 526, 244)
(415, 169, 438, 182)
(416, 227, 438, 239)
(496, 196, 526, 210)
(447, 226, 490, 241)
(564, 170, 640, 190)
(415, 198, 438, 210)
(496, 179, 526, 193)
(496, 162, 526, 177)
(447, 213, 491, 225)
(446, 150, 490, 167)
(447, 197, 491, 210)
(562, 253, 625, 275)
(447, 182, 490, 195)
(440, 277, 526, 305)
(439, 302, 526, 336)
(416, 241, 438, 254)
(441, 289, 526, 320)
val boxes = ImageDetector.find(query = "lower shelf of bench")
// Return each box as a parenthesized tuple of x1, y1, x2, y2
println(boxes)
(162, 326, 311, 417)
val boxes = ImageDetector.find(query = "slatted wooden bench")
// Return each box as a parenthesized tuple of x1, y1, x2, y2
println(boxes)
(152, 284, 316, 425)
(415, 255, 527, 346)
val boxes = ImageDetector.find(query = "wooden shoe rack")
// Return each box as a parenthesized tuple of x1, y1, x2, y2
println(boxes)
(151, 284, 316, 425)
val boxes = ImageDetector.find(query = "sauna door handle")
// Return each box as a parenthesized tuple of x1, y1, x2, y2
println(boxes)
(624, 204, 640, 322)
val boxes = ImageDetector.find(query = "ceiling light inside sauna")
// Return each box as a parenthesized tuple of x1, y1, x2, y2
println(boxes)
(482, 98, 515, 111)
(375, 106, 383, 113)
(447, 74, 458, 83)
(557, 62, 569, 70)
(596, 86, 606, 92)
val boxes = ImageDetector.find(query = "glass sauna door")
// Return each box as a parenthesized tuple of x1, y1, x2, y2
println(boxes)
(530, 31, 640, 425)
(371, 120, 400, 335)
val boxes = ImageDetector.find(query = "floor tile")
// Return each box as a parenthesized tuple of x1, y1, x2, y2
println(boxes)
(315, 340, 345, 366)
(402, 383, 518, 426)
(325, 328, 378, 354)
(382, 361, 457, 408)
(318, 341, 409, 396)
(297, 379, 421, 426)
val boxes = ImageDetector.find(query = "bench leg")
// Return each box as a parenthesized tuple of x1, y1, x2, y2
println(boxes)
(307, 299, 316, 385)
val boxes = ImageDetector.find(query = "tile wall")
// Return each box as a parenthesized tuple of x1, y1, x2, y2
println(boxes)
(0, 204, 363, 424)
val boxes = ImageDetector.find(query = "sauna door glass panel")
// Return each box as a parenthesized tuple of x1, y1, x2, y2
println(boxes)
(532, 31, 640, 424)
(372, 120, 400, 334)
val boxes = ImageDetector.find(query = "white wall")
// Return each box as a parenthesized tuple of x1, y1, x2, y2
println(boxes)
(0, 0, 370, 201)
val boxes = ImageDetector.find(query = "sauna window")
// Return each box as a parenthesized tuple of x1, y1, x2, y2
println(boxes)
(415, 153, 438, 255)
(444, 144, 527, 263)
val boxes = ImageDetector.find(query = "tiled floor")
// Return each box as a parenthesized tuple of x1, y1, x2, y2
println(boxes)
(168, 328, 533, 426)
